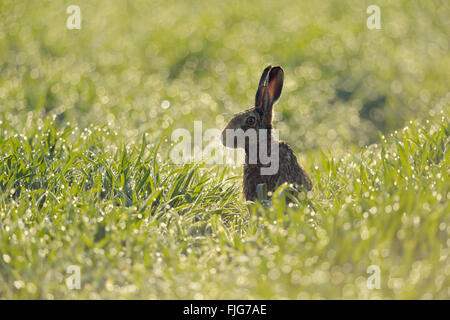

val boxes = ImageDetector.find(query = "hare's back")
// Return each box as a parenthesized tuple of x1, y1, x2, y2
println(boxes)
(278, 141, 313, 191)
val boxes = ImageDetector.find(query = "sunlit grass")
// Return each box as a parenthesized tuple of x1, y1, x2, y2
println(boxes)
(0, 115, 448, 299)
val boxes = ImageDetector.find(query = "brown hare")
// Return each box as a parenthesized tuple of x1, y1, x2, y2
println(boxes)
(221, 65, 312, 201)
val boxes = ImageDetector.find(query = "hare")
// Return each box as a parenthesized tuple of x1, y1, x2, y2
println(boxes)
(221, 65, 312, 201)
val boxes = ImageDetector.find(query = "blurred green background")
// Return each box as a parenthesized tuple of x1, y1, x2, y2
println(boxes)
(1, 0, 448, 151)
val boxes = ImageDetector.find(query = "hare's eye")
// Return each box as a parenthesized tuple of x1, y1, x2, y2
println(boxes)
(246, 117, 256, 125)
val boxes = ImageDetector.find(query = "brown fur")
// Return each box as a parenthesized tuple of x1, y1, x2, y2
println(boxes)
(243, 141, 312, 200)
(221, 66, 312, 201)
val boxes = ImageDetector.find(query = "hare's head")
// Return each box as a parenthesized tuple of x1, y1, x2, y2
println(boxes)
(221, 65, 284, 149)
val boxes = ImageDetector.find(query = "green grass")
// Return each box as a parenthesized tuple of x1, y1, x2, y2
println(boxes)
(0, 0, 449, 299)
(0, 116, 448, 299)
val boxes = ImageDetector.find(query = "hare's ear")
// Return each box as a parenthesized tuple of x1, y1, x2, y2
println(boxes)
(267, 66, 284, 105)
(255, 65, 272, 107)
(255, 66, 284, 122)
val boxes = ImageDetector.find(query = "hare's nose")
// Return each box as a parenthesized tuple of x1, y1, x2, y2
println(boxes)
(221, 130, 227, 146)
(221, 129, 237, 148)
